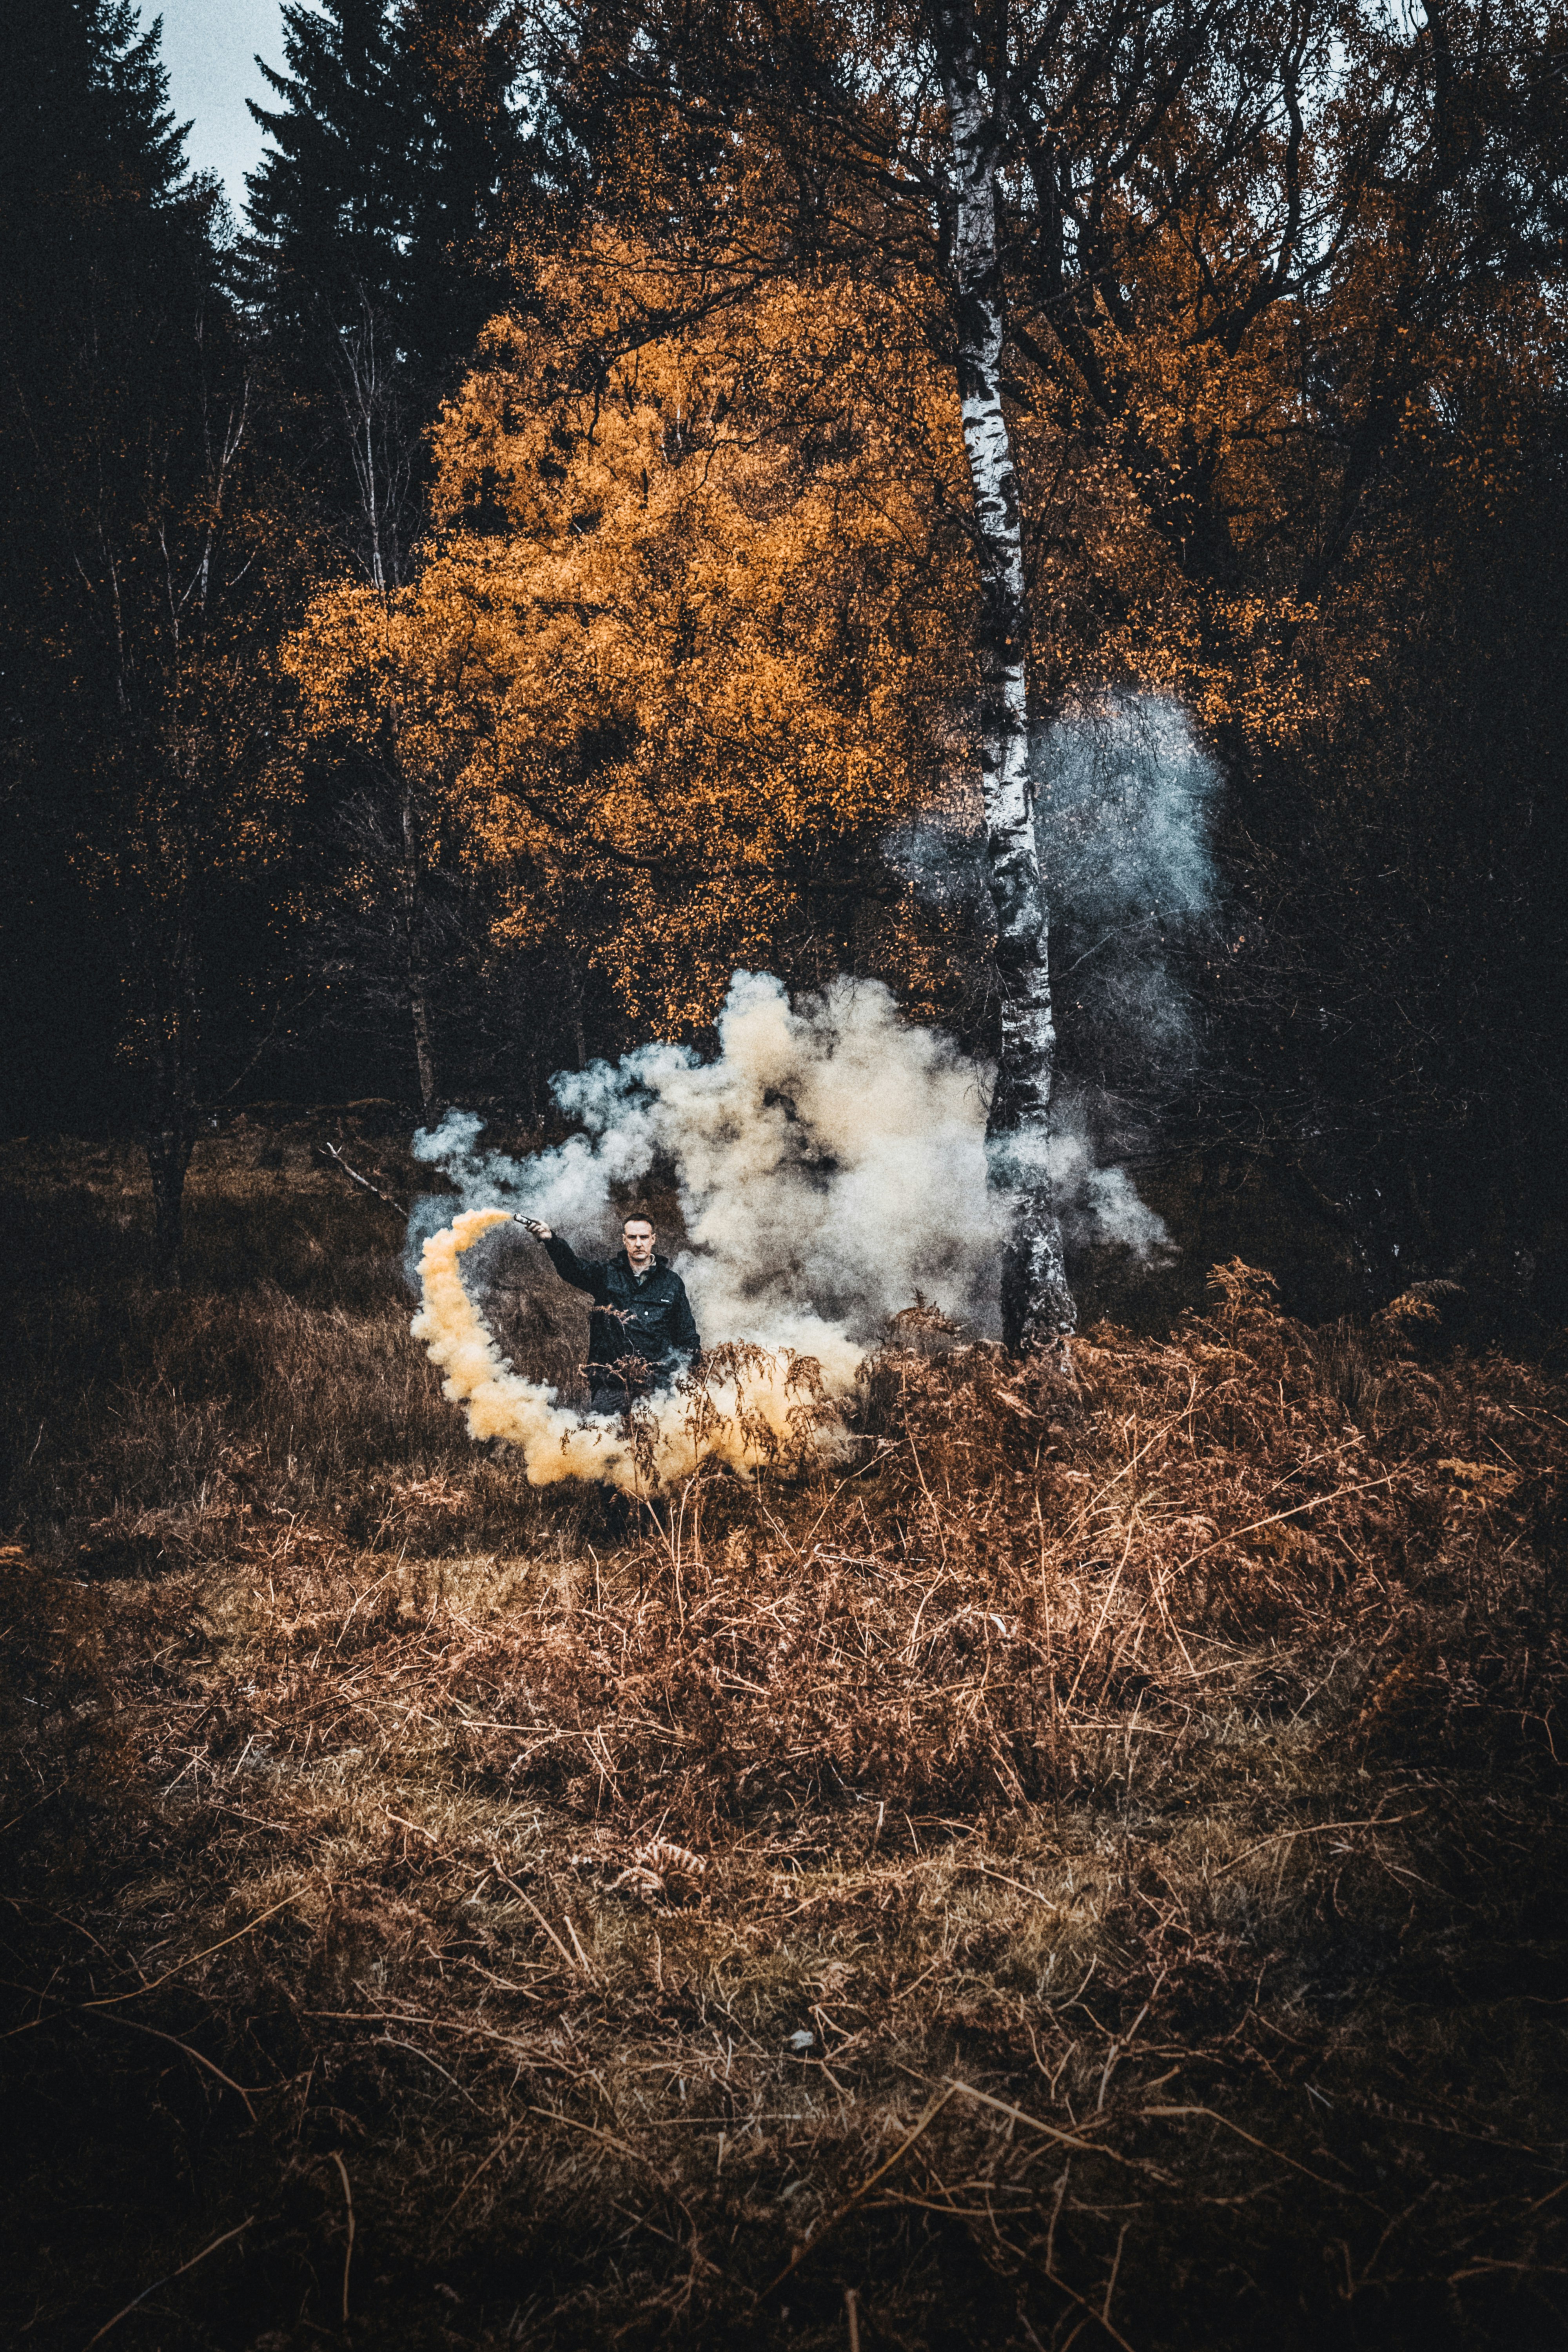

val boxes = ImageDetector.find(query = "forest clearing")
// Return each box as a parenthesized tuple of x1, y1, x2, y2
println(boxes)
(6, 0, 1568, 2343)
(4, 1124, 1566, 2349)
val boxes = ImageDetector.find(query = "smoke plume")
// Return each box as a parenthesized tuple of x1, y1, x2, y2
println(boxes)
(410, 973, 1006, 1489)
(889, 691, 1220, 1245)
(412, 695, 1218, 1485)
(1036, 691, 1219, 927)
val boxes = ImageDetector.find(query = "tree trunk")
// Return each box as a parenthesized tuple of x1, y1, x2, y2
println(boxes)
(147, 1120, 195, 1282)
(142, 917, 198, 1285)
(399, 769, 439, 1120)
(410, 975, 438, 1122)
(942, 24, 1075, 1350)
(565, 960, 588, 1071)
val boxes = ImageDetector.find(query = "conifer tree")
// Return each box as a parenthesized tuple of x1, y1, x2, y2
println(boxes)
(1, 0, 200, 1142)
(1, 3, 305, 1275)
(242, 1, 534, 588)
(401, 0, 537, 368)
(244, 1, 413, 339)
(1, 0, 189, 214)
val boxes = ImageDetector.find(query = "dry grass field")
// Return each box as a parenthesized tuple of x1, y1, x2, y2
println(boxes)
(3, 1122, 1567, 2351)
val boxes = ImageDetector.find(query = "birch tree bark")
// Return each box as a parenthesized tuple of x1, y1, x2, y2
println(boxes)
(940, 15, 1076, 1350)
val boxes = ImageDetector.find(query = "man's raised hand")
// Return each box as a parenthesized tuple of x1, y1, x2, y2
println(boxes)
(517, 1216, 553, 1240)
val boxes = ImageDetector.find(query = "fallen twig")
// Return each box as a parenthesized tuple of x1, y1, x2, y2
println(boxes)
(761, 2082, 958, 2298)
(94, 2014, 261, 2121)
(490, 1864, 595, 1978)
(82, 2216, 254, 2348)
(317, 1141, 407, 1216)
(80, 1894, 301, 2009)
(436, 2118, 527, 2233)
(1218, 1810, 1426, 1877)
(332, 2150, 355, 2324)
(1140, 2105, 1371, 2200)
(946, 2080, 1164, 2175)
(1172, 1474, 1402, 1575)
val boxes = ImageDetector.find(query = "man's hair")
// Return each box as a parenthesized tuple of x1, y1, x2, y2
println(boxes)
(621, 1210, 655, 1232)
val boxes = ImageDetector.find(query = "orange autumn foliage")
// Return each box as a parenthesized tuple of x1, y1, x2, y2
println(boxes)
(282, 81, 1568, 1046)
(285, 242, 976, 1033)
(1002, 82, 1568, 753)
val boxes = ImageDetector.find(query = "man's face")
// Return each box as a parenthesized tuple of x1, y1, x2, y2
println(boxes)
(623, 1219, 655, 1270)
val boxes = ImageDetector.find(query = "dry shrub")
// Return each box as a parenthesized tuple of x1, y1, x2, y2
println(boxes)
(416, 1259, 1557, 1832)
(3, 1149, 1567, 2350)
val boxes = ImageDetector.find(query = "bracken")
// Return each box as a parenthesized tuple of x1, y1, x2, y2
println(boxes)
(2, 1139, 1565, 2350)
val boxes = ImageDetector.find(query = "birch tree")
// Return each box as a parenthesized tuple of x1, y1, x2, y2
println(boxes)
(937, 5, 1073, 1345)
(550, 0, 1368, 1341)
(543, 0, 1231, 1346)
(465, 0, 1567, 1333)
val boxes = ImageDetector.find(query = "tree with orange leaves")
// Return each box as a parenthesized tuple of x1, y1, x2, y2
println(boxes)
(287, 0, 1568, 1315)
(284, 245, 973, 1064)
(539, 0, 1293, 1345)
(533, 0, 1568, 1328)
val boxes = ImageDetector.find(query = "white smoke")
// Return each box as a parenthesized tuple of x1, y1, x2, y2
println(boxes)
(409, 695, 1218, 1484)
(407, 975, 1034, 1491)
(1042, 1102, 1174, 1259)
(414, 970, 1009, 1360)
(887, 690, 1219, 1254)
(1035, 691, 1219, 926)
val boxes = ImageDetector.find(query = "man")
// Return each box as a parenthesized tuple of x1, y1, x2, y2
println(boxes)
(519, 1210, 700, 1413)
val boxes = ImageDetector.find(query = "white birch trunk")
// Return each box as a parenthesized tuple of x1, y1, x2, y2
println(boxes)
(942, 28, 1075, 1349)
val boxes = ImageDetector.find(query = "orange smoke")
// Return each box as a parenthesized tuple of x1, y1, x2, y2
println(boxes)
(411, 1208, 858, 1492)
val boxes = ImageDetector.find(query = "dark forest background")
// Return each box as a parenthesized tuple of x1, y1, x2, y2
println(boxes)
(3, 0, 1566, 1324)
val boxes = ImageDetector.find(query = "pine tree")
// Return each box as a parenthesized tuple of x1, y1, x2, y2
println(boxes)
(242, 1, 534, 587)
(0, 3, 200, 1144)
(0, 0, 190, 218)
(401, 0, 536, 373)
(244, 0, 413, 340)
(1, 4, 307, 1274)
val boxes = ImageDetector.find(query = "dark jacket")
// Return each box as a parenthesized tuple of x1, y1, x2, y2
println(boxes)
(543, 1236, 700, 1377)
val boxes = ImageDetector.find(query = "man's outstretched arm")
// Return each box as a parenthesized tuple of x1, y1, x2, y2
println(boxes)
(518, 1218, 605, 1301)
